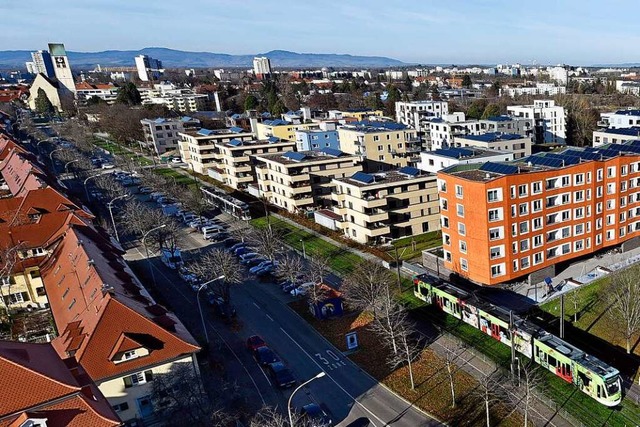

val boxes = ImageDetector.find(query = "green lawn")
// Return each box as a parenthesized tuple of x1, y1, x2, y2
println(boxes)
(388, 231, 442, 261)
(402, 290, 640, 426)
(250, 216, 362, 275)
(154, 167, 197, 187)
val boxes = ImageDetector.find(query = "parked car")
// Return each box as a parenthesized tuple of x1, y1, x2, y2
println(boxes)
(209, 232, 230, 242)
(229, 242, 245, 253)
(249, 261, 278, 274)
(171, 157, 183, 164)
(210, 296, 236, 319)
(254, 263, 278, 277)
(253, 346, 281, 366)
(239, 253, 259, 264)
(149, 192, 165, 201)
(300, 403, 332, 427)
(244, 257, 267, 268)
(160, 248, 183, 270)
(281, 281, 301, 293)
(138, 186, 153, 194)
(246, 335, 266, 351)
(178, 267, 199, 284)
(234, 247, 251, 257)
(223, 238, 238, 248)
(182, 214, 198, 224)
(291, 282, 316, 296)
(100, 162, 115, 169)
(267, 362, 296, 388)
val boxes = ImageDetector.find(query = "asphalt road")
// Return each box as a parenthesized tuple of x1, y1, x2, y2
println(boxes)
(117, 190, 442, 426)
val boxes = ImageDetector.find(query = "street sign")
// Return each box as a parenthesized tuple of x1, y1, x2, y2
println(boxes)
(346, 332, 358, 350)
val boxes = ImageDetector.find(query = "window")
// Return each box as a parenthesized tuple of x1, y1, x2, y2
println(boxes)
(456, 204, 464, 217)
(488, 208, 502, 222)
(442, 217, 449, 228)
(532, 181, 542, 194)
(511, 205, 517, 218)
(532, 217, 542, 230)
(491, 264, 504, 277)
(459, 241, 467, 253)
(607, 166, 616, 178)
(123, 370, 154, 388)
(520, 239, 530, 252)
(460, 258, 468, 271)
(519, 203, 528, 216)
(575, 240, 584, 252)
(575, 223, 584, 235)
(441, 198, 448, 210)
(561, 175, 570, 187)
(458, 223, 466, 236)
(510, 186, 516, 199)
(521, 257, 530, 269)
(487, 189, 500, 202)
(113, 402, 129, 412)
(518, 184, 528, 197)
(597, 169, 603, 182)
(490, 246, 503, 259)
(489, 227, 502, 240)
(533, 252, 544, 265)
(575, 207, 584, 219)
(574, 190, 584, 202)
(533, 234, 543, 248)
(455, 185, 463, 198)
(122, 350, 137, 360)
(519, 221, 529, 234)
(532, 199, 542, 212)
(574, 173, 584, 185)
(607, 183, 615, 195)
(513, 260, 519, 272)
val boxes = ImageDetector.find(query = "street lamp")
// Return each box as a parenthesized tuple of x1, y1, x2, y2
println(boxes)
(49, 147, 64, 170)
(141, 224, 167, 287)
(300, 239, 306, 259)
(64, 159, 79, 173)
(197, 275, 225, 345)
(107, 194, 130, 243)
(83, 173, 101, 201)
(288, 372, 326, 427)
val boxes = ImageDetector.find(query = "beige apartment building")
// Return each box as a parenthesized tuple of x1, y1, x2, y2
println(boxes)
(256, 119, 318, 141)
(331, 168, 440, 244)
(254, 149, 362, 212)
(209, 138, 296, 190)
(337, 122, 420, 169)
(178, 128, 254, 174)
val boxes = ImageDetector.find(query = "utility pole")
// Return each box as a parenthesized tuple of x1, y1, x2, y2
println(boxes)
(510, 310, 517, 379)
(560, 293, 565, 339)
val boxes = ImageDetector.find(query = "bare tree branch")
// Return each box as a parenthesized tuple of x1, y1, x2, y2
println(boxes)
(342, 260, 393, 318)
(606, 265, 640, 353)
(188, 249, 243, 304)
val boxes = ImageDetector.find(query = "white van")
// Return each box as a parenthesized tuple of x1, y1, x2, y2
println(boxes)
(202, 225, 224, 240)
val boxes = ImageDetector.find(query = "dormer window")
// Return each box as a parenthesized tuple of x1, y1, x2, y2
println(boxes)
(123, 350, 137, 360)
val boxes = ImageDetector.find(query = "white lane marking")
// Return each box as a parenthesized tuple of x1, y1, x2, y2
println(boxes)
(279, 327, 383, 427)
(133, 247, 267, 405)
(265, 314, 274, 322)
(253, 302, 262, 310)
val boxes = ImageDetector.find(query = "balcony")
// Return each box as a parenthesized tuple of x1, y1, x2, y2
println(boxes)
(292, 196, 314, 207)
(290, 173, 310, 182)
(291, 185, 312, 195)
(364, 209, 388, 222)
(362, 197, 387, 208)
(365, 223, 391, 237)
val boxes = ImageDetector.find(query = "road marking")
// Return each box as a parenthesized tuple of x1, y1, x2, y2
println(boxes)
(279, 327, 384, 427)
(133, 247, 267, 406)
(253, 302, 262, 310)
(265, 313, 274, 322)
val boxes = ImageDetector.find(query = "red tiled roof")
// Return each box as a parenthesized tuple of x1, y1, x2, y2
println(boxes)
(45, 225, 199, 381)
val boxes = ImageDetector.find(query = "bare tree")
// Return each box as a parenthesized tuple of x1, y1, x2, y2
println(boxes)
(274, 252, 304, 285)
(508, 363, 543, 427)
(93, 173, 128, 198)
(249, 406, 313, 427)
(606, 265, 640, 353)
(305, 254, 330, 284)
(440, 340, 466, 408)
(146, 217, 183, 254)
(189, 248, 243, 304)
(568, 287, 581, 323)
(229, 218, 254, 243)
(342, 260, 393, 318)
(176, 186, 209, 222)
(0, 243, 24, 317)
(249, 226, 284, 261)
(150, 363, 235, 427)
(120, 200, 157, 237)
(473, 370, 504, 427)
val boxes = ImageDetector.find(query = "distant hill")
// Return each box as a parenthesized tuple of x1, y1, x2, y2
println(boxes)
(0, 47, 406, 69)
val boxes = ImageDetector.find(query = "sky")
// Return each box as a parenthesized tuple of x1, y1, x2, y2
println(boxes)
(3, 0, 640, 65)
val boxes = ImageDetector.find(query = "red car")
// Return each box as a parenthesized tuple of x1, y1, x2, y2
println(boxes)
(246, 335, 266, 351)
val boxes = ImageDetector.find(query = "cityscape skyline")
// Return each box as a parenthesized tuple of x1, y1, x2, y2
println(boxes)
(4, 0, 640, 66)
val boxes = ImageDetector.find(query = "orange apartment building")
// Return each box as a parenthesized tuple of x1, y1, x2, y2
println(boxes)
(437, 142, 640, 285)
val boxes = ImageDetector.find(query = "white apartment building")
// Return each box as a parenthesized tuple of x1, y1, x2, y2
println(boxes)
(451, 133, 532, 159)
(139, 83, 208, 113)
(75, 82, 119, 105)
(593, 127, 640, 147)
(616, 80, 640, 95)
(208, 138, 296, 190)
(135, 54, 163, 82)
(500, 83, 566, 97)
(254, 149, 362, 213)
(479, 115, 534, 137)
(178, 128, 255, 174)
(30, 50, 54, 78)
(428, 113, 482, 150)
(395, 100, 449, 136)
(417, 147, 514, 174)
(507, 100, 566, 145)
(140, 118, 187, 155)
(599, 109, 640, 129)
(253, 57, 272, 77)
(331, 168, 440, 244)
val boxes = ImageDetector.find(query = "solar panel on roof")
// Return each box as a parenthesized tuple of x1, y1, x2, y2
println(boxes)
(228, 139, 242, 147)
(573, 151, 602, 161)
(480, 162, 519, 175)
(229, 126, 244, 133)
(282, 152, 306, 162)
(398, 166, 420, 177)
(197, 128, 214, 136)
(599, 149, 621, 158)
(351, 171, 375, 184)
(267, 136, 280, 143)
(546, 153, 580, 166)
(323, 148, 343, 157)
(528, 156, 564, 168)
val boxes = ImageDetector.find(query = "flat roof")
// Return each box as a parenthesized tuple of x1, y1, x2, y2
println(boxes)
(457, 132, 526, 142)
(441, 140, 640, 181)
(257, 150, 357, 165)
(336, 168, 435, 188)
(596, 127, 640, 136)
(428, 147, 511, 160)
